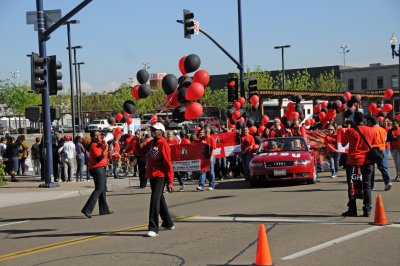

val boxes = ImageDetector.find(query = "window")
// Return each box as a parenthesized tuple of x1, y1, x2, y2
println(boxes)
(377, 76, 383, 89)
(392, 75, 399, 88)
(348, 79, 354, 91)
(361, 78, 368, 90)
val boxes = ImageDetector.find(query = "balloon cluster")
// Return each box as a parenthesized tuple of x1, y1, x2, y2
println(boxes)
(162, 54, 210, 122)
(107, 100, 137, 138)
(366, 88, 395, 121)
(131, 69, 151, 100)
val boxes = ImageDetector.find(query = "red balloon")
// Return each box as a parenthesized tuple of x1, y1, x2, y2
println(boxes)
(343, 92, 352, 101)
(115, 113, 123, 122)
(232, 110, 241, 120)
(318, 112, 326, 120)
(305, 119, 311, 126)
(396, 114, 400, 121)
(313, 105, 320, 113)
(127, 117, 132, 125)
(378, 116, 384, 122)
(186, 82, 204, 101)
(320, 101, 328, 108)
(383, 104, 393, 112)
(287, 101, 295, 110)
(151, 115, 158, 123)
(166, 91, 180, 108)
(261, 115, 270, 125)
(131, 85, 140, 100)
(114, 127, 122, 138)
(368, 103, 377, 113)
(257, 125, 265, 135)
(179, 56, 187, 75)
(239, 117, 245, 123)
(249, 126, 257, 135)
(193, 70, 210, 86)
(327, 109, 337, 120)
(291, 111, 299, 119)
(184, 102, 203, 120)
(310, 118, 316, 125)
(250, 95, 259, 106)
(384, 88, 394, 98)
(233, 101, 241, 110)
(338, 104, 345, 112)
(124, 112, 130, 118)
(238, 97, 245, 106)
(373, 108, 382, 117)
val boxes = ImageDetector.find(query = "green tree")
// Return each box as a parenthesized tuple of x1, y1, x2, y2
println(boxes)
(315, 69, 344, 92)
(200, 87, 228, 118)
(0, 80, 41, 115)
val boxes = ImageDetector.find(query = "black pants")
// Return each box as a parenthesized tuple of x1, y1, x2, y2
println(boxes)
(148, 178, 173, 233)
(345, 164, 373, 213)
(137, 157, 147, 188)
(82, 167, 110, 215)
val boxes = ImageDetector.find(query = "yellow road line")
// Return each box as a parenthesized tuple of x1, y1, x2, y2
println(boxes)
(0, 215, 195, 262)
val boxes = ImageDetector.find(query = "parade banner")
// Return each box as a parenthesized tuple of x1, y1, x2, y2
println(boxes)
(212, 132, 242, 158)
(170, 143, 210, 172)
(306, 130, 331, 172)
(336, 127, 349, 153)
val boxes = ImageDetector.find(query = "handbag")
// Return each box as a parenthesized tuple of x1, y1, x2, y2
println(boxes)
(354, 126, 384, 163)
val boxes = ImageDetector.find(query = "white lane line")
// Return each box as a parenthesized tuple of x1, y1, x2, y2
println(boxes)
(281, 226, 383, 260)
(0, 220, 30, 227)
(193, 216, 326, 223)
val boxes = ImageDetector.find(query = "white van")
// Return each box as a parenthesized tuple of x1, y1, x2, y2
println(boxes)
(87, 119, 110, 132)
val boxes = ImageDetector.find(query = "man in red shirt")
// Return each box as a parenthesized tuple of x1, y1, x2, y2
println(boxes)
(136, 123, 174, 237)
(341, 112, 376, 217)
(241, 127, 255, 180)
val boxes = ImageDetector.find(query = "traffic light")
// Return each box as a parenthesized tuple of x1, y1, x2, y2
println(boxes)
(50, 106, 61, 121)
(248, 78, 258, 96)
(227, 77, 238, 102)
(47, 55, 63, 95)
(183, 9, 195, 39)
(30, 53, 47, 93)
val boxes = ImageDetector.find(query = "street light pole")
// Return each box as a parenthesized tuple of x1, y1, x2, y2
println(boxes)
(274, 45, 291, 91)
(74, 62, 85, 131)
(71, 45, 82, 133)
(64, 20, 79, 139)
(339, 45, 350, 66)
(390, 33, 400, 118)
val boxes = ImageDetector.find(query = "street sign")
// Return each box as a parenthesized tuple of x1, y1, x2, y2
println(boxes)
(193, 20, 200, 35)
(26, 10, 62, 31)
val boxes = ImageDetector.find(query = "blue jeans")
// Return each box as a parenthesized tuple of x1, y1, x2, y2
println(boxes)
(76, 154, 85, 181)
(327, 152, 339, 176)
(241, 153, 253, 178)
(371, 149, 391, 188)
(390, 149, 400, 176)
(199, 156, 215, 188)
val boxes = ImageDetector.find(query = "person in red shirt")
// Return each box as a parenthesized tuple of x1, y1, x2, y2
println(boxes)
(341, 112, 376, 217)
(136, 123, 174, 237)
(386, 120, 400, 181)
(167, 130, 184, 191)
(197, 126, 217, 191)
(269, 118, 287, 138)
(241, 127, 255, 180)
(81, 130, 112, 218)
(291, 117, 307, 139)
(167, 131, 180, 145)
(324, 125, 339, 178)
(180, 130, 191, 144)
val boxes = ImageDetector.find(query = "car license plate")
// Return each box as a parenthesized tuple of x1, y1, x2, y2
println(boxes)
(274, 169, 286, 176)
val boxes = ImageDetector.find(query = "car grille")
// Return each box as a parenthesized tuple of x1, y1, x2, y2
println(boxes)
(264, 161, 294, 167)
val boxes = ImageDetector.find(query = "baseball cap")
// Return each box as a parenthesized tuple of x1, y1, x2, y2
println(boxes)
(151, 122, 165, 133)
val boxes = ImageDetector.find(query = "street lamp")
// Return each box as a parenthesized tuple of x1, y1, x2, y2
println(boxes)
(74, 62, 85, 131)
(71, 45, 83, 132)
(339, 45, 350, 66)
(274, 45, 291, 91)
(64, 19, 80, 139)
(390, 33, 400, 118)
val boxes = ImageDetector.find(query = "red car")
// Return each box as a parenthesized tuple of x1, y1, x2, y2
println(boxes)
(248, 137, 318, 187)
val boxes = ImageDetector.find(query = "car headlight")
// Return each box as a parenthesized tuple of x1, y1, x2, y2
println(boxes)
(296, 160, 311, 165)
(251, 162, 264, 168)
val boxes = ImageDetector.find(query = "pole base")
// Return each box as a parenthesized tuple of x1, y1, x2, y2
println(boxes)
(39, 182, 60, 188)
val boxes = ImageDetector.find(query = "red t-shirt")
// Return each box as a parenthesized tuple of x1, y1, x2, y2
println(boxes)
(180, 137, 191, 144)
(324, 134, 337, 153)
(342, 125, 376, 166)
(291, 126, 306, 139)
(88, 142, 109, 170)
(241, 134, 255, 153)
(167, 139, 179, 145)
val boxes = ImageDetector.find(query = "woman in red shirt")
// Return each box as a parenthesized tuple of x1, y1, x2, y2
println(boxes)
(324, 125, 339, 178)
(81, 130, 112, 218)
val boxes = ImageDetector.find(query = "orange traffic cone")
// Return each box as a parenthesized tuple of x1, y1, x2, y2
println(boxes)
(370, 194, 391, 226)
(255, 224, 273, 266)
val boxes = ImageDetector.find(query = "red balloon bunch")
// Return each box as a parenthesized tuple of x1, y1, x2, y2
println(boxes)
(384, 88, 394, 98)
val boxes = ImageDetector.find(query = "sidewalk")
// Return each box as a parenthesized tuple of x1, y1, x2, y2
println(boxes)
(0, 174, 138, 209)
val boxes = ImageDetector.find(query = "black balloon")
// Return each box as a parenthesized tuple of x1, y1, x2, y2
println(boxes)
(178, 75, 192, 89)
(120, 115, 128, 123)
(162, 74, 178, 95)
(177, 87, 189, 103)
(332, 100, 341, 111)
(136, 69, 150, 84)
(239, 109, 246, 118)
(252, 104, 259, 112)
(295, 103, 303, 117)
(123, 100, 136, 114)
(280, 116, 288, 125)
(184, 54, 201, 73)
(246, 118, 255, 128)
(351, 95, 360, 103)
(378, 112, 385, 117)
(347, 100, 354, 108)
(229, 118, 236, 125)
(107, 116, 115, 125)
(138, 84, 151, 98)
(293, 94, 302, 103)
(321, 107, 328, 113)
(327, 101, 333, 109)
(227, 108, 234, 118)
(339, 96, 347, 104)
(236, 121, 245, 130)
(172, 105, 186, 123)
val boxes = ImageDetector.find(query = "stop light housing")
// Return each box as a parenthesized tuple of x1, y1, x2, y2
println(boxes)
(227, 77, 238, 102)
(248, 78, 258, 96)
(183, 9, 195, 39)
(30, 53, 47, 93)
(50, 106, 61, 121)
(47, 55, 63, 95)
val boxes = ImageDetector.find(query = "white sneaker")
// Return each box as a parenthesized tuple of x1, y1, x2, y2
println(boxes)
(331, 175, 336, 178)
(146, 231, 158, 237)
(384, 183, 392, 191)
(179, 186, 184, 192)
(161, 225, 175, 230)
(207, 187, 214, 191)
(196, 186, 204, 191)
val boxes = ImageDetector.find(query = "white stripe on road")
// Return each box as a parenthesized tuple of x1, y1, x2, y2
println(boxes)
(281, 226, 383, 260)
(193, 216, 326, 223)
(0, 220, 30, 227)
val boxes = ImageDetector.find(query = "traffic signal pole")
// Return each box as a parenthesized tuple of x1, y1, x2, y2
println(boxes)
(237, 0, 245, 98)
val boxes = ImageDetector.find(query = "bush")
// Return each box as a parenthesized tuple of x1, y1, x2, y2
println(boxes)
(0, 162, 6, 186)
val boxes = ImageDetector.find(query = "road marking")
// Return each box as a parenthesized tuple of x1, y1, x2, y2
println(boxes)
(281, 226, 383, 260)
(0, 215, 194, 262)
(0, 220, 30, 227)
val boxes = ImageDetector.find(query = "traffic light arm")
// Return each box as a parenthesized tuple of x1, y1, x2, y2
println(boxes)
(176, 20, 243, 71)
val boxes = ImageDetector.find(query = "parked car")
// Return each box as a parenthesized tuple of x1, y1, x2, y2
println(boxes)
(55, 125, 74, 133)
(87, 119, 111, 132)
(248, 137, 317, 187)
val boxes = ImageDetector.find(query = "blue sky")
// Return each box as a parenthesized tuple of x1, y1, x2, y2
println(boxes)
(0, 0, 399, 93)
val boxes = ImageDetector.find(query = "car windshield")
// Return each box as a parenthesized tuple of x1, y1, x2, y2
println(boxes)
(258, 137, 307, 153)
